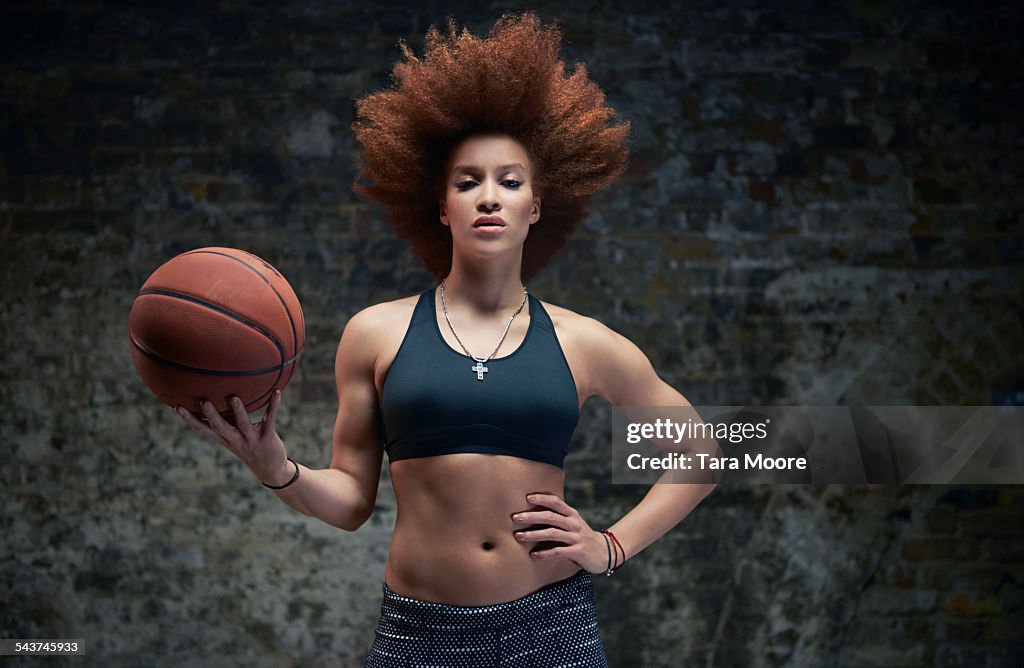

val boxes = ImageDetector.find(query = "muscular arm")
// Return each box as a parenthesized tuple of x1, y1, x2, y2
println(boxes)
(580, 320, 717, 562)
(182, 306, 387, 531)
(270, 307, 386, 530)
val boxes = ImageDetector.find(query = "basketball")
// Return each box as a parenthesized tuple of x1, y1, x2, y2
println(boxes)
(128, 247, 305, 416)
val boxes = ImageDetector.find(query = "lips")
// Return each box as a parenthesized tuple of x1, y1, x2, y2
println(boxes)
(473, 216, 506, 229)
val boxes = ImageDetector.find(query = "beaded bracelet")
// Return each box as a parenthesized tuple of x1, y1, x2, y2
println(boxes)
(261, 457, 300, 490)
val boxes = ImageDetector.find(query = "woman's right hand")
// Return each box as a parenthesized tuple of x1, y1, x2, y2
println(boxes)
(175, 390, 292, 487)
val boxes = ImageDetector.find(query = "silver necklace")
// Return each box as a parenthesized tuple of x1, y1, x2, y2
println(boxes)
(440, 278, 528, 381)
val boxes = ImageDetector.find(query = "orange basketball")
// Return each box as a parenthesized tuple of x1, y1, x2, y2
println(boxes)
(128, 247, 305, 416)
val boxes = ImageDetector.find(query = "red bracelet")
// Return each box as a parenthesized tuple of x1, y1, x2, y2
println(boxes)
(600, 530, 627, 573)
(608, 530, 626, 570)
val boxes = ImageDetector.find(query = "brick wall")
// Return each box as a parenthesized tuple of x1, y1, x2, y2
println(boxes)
(1, 2, 1021, 666)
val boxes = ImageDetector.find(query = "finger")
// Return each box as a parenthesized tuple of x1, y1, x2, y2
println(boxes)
(529, 544, 571, 560)
(200, 400, 237, 438)
(176, 406, 219, 439)
(512, 510, 576, 530)
(230, 396, 257, 440)
(176, 406, 239, 454)
(515, 527, 578, 545)
(530, 541, 608, 574)
(261, 389, 282, 431)
(525, 493, 575, 517)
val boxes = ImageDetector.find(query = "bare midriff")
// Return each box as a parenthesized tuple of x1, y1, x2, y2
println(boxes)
(385, 453, 582, 606)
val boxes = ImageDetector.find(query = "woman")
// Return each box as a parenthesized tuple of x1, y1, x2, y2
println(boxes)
(178, 13, 715, 666)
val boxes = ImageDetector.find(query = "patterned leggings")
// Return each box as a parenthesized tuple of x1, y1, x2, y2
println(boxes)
(364, 570, 608, 667)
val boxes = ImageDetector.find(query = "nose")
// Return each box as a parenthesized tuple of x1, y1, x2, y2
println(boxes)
(476, 180, 501, 212)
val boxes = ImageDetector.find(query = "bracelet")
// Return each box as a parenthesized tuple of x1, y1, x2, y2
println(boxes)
(600, 529, 627, 573)
(262, 457, 300, 490)
(600, 531, 613, 576)
(609, 530, 626, 570)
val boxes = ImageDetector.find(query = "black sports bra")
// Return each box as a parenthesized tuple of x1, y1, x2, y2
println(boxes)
(379, 289, 580, 468)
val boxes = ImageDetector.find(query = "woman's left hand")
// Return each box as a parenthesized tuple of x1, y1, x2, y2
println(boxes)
(512, 493, 611, 575)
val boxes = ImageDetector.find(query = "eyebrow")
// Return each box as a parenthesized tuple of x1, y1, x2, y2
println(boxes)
(451, 163, 527, 174)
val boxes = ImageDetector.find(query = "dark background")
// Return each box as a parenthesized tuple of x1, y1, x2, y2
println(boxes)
(1, 1, 1022, 666)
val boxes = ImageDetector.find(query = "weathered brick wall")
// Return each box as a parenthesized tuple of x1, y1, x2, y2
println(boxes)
(2, 2, 1021, 666)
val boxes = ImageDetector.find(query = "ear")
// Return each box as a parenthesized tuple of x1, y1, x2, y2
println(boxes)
(439, 199, 449, 227)
(529, 195, 541, 225)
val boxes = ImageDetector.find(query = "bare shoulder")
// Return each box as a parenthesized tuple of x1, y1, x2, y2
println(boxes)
(345, 294, 420, 337)
(541, 298, 689, 407)
(539, 299, 641, 356)
(539, 299, 652, 402)
(336, 294, 421, 369)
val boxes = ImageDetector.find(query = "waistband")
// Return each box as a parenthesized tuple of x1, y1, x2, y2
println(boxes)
(380, 569, 593, 630)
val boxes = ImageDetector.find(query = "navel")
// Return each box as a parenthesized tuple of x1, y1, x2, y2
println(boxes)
(481, 541, 495, 551)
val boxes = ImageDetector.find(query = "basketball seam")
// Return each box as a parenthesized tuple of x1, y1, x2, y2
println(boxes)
(137, 288, 283, 352)
(136, 249, 304, 410)
(184, 249, 302, 364)
(186, 249, 304, 403)
(133, 289, 287, 407)
(128, 331, 301, 377)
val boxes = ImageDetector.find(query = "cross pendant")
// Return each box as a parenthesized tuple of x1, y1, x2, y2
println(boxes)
(471, 361, 488, 381)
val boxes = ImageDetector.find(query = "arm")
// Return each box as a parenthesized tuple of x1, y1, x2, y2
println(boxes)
(589, 324, 717, 562)
(265, 306, 387, 530)
(178, 307, 386, 531)
(515, 317, 716, 571)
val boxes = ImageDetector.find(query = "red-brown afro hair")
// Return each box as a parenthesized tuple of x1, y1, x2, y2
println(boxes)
(352, 12, 630, 282)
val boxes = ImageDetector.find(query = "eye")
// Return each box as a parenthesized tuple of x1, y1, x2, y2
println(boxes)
(454, 180, 477, 191)
(502, 179, 523, 189)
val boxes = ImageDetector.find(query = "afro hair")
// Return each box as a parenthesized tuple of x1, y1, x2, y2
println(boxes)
(353, 12, 629, 281)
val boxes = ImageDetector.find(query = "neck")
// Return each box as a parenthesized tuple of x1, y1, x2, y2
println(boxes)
(442, 258, 525, 315)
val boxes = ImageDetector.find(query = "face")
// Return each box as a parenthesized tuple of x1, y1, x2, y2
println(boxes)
(439, 134, 541, 260)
